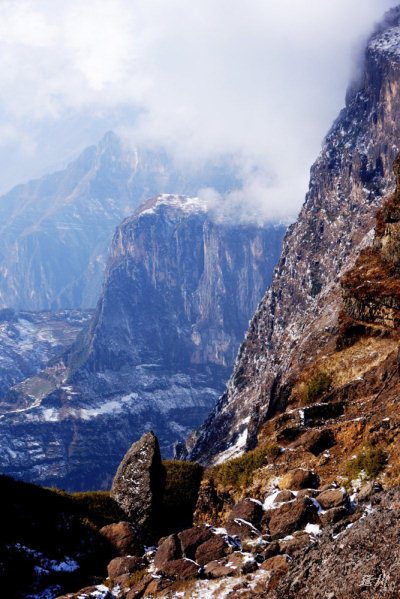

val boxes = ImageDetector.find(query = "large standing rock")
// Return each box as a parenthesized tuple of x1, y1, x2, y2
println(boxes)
(111, 432, 164, 540)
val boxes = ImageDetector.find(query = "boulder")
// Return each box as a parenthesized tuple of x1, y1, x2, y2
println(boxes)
(225, 518, 261, 540)
(227, 552, 258, 574)
(204, 559, 236, 579)
(275, 490, 295, 503)
(279, 533, 311, 556)
(195, 535, 230, 566)
(316, 489, 348, 510)
(159, 558, 200, 580)
(268, 497, 319, 540)
(292, 428, 335, 456)
(319, 506, 349, 526)
(154, 534, 181, 571)
(107, 556, 145, 580)
(227, 498, 263, 527)
(111, 432, 164, 540)
(279, 469, 319, 491)
(178, 526, 213, 559)
(99, 521, 143, 557)
(260, 554, 290, 573)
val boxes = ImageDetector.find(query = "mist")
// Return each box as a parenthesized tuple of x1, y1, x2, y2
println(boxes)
(0, 0, 397, 220)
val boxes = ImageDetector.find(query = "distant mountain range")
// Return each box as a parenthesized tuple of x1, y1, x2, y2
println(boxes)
(0, 131, 240, 311)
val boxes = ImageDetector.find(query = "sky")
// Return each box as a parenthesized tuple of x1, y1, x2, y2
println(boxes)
(0, 0, 397, 221)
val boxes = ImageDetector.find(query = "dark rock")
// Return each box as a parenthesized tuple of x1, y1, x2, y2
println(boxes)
(154, 534, 181, 571)
(225, 518, 261, 540)
(316, 489, 348, 510)
(178, 526, 213, 559)
(195, 535, 230, 566)
(228, 498, 263, 526)
(261, 541, 281, 560)
(279, 469, 320, 491)
(99, 521, 143, 557)
(159, 558, 200, 580)
(107, 556, 145, 580)
(268, 497, 319, 540)
(111, 432, 164, 540)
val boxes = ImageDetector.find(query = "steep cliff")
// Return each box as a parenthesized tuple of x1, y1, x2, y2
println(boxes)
(0, 195, 285, 490)
(188, 6, 400, 464)
(0, 132, 238, 311)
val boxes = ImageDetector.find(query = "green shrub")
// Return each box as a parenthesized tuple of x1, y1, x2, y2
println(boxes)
(160, 460, 204, 534)
(303, 371, 332, 405)
(210, 445, 272, 490)
(69, 490, 125, 528)
(346, 446, 387, 480)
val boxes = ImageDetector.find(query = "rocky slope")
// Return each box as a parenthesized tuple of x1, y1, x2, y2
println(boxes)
(0, 308, 92, 403)
(0, 131, 238, 311)
(188, 6, 400, 464)
(0, 195, 285, 490)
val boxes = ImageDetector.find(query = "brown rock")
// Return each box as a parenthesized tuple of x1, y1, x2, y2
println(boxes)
(225, 518, 261, 540)
(154, 534, 181, 570)
(111, 432, 164, 541)
(99, 521, 143, 557)
(178, 526, 213, 559)
(227, 498, 263, 526)
(275, 490, 295, 503)
(319, 506, 349, 526)
(261, 541, 281, 560)
(204, 558, 236, 578)
(279, 533, 311, 556)
(107, 556, 145, 580)
(316, 489, 348, 510)
(292, 428, 335, 456)
(160, 558, 200, 580)
(268, 497, 319, 540)
(227, 552, 258, 574)
(195, 534, 230, 566)
(295, 488, 319, 499)
(260, 554, 290, 573)
(279, 469, 319, 491)
(125, 575, 153, 599)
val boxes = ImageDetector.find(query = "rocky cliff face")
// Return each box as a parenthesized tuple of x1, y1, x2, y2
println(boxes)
(188, 7, 400, 464)
(0, 132, 238, 311)
(0, 195, 285, 490)
(0, 308, 91, 405)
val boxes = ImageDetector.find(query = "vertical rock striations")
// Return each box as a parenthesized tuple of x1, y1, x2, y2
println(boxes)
(188, 7, 400, 464)
(0, 195, 285, 489)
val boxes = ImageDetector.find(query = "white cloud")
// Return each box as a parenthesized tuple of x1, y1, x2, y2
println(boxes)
(0, 0, 397, 217)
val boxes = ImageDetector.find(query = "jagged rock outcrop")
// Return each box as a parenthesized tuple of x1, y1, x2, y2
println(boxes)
(0, 131, 238, 311)
(188, 6, 400, 464)
(0, 195, 285, 490)
(111, 432, 164, 540)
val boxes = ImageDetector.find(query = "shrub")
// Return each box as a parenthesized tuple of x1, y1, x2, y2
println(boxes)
(69, 490, 125, 528)
(160, 460, 204, 534)
(346, 446, 387, 480)
(210, 445, 272, 490)
(303, 371, 332, 405)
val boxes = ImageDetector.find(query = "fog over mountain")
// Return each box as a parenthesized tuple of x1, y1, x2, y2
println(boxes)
(0, 0, 397, 221)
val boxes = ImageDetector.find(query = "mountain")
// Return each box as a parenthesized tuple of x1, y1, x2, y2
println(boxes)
(0, 132, 239, 311)
(0, 195, 285, 490)
(188, 6, 400, 464)
(0, 308, 92, 406)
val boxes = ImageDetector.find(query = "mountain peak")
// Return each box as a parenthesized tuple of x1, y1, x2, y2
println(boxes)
(136, 194, 207, 218)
